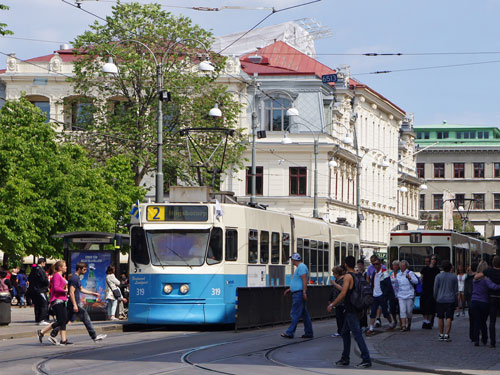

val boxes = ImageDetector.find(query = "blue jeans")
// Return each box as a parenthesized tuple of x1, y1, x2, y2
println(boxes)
(285, 291, 313, 337)
(107, 299, 118, 318)
(341, 311, 371, 363)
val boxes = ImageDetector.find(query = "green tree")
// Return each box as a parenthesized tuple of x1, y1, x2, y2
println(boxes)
(0, 97, 143, 266)
(0, 5, 13, 36)
(425, 212, 475, 232)
(68, 2, 244, 189)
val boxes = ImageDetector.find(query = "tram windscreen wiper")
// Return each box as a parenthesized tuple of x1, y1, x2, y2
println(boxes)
(164, 246, 193, 270)
(150, 246, 165, 269)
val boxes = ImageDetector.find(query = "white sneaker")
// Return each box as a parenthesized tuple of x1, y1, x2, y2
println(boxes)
(374, 319, 381, 328)
(94, 334, 107, 342)
(455, 312, 460, 317)
(48, 336, 59, 345)
(38, 321, 50, 326)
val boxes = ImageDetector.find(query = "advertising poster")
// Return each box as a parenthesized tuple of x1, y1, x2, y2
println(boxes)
(70, 251, 112, 317)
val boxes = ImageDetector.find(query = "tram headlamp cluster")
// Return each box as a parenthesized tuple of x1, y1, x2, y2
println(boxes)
(163, 284, 173, 294)
(179, 284, 190, 294)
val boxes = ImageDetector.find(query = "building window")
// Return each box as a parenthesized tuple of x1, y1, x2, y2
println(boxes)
(417, 163, 425, 178)
(419, 194, 425, 210)
(31, 101, 50, 123)
(455, 194, 465, 209)
(464, 131, 476, 139)
(494, 194, 500, 210)
(456, 132, 462, 139)
(289, 167, 307, 196)
(478, 131, 489, 139)
(453, 163, 465, 178)
(473, 194, 485, 209)
(495, 163, 500, 178)
(474, 163, 485, 178)
(424, 131, 430, 139)
(246, 166, 263, 195)
(264, 98, 291, 132)
(433, 194, 443, 210)
(437, 131, 449, 139)
(434, 163, 445, 178)
(71, 102, 94, 131)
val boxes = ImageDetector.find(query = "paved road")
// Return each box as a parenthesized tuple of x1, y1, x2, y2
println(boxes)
(1, 320, 429, 375)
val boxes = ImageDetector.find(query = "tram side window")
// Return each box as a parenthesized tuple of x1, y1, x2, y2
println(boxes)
(354, 244, 359, 262)
(225, 229, 238, 261)
(334, 241, 340, 266)
(282, 233, 290, 264)
(310, 240, 318, 273)
(348, 243, 353, 257)
(303, 239, 310, 270)
(297, 238, 303, 260)
(131, 227, 150, 265)
(207, 228, 223, 265)
(248, 230, 258, 263)
(260, 231, 269, 264)
(271, 232, 280, 264)
(434, 246, 450, 267)
(323, 243, 329, 272)
(318, 241, 324, 283)
(341, 243, 347, 264)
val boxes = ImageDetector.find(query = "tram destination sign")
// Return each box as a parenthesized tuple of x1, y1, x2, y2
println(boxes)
(147, 205, 208, 222)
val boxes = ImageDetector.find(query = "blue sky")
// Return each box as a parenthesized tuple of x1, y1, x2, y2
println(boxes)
(1, 0, 500, 126)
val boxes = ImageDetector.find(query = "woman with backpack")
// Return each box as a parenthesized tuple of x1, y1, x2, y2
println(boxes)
(396, 260, 418, 331)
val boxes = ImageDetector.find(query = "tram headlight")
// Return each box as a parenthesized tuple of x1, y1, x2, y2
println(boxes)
(179, 284, 190, 294)
(163, 284, 173, 294)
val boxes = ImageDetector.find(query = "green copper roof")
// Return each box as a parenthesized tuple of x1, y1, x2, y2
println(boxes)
(414, 123, 500, 147)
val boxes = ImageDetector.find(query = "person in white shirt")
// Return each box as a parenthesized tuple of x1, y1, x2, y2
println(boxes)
(366, 260, 394, 335)
(396, 260, 418, 331)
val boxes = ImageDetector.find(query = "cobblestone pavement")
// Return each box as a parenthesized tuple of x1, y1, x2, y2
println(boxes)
(368, 314, 500, 373)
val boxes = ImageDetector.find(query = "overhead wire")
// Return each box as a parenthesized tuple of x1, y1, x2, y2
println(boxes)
(217, 0, 322, 54)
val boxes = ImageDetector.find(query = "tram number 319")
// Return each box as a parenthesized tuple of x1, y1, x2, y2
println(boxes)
(211, 288, 221, 296)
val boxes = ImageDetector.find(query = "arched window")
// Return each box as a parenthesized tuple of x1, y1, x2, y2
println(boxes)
(264, 98, 291, 132)
(26, 95, 50, 123)
(64, 96, 94, 131)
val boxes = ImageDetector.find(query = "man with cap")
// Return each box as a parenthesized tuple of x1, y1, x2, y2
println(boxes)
(281, 253, 313, 338)
(27, 258, 50, 325)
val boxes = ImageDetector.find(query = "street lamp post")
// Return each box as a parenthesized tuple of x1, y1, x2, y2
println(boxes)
(102, 38, 215, 203)
(208, 89, 261, 205)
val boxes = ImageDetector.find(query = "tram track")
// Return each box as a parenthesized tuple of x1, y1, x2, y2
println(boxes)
(33, 322, 345, 375)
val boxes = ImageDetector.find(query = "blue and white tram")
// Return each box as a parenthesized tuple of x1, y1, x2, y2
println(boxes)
(128, 200, 359, 325)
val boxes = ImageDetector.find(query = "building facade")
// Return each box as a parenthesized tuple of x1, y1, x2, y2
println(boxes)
(415, 123, 500, 239)
(220, 41, 420, 255)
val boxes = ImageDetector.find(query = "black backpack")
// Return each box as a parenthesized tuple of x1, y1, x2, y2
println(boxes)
(349, 272, 373, 310)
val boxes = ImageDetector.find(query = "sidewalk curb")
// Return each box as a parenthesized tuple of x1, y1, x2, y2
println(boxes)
(0, 323, 124, 341)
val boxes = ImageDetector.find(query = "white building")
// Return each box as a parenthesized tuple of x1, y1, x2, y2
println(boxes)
(219, 41, 421, 255)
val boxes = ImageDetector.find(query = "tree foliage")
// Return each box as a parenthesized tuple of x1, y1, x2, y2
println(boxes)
(0, 4, 13, 36)
(68, 2, 244, 189)
(425, 212, 475, 233)
(0, 97, 144, 265)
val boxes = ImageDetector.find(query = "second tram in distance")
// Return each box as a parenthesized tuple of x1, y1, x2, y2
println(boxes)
(128, 195, 359, 325)
(389, 229, 495, 272)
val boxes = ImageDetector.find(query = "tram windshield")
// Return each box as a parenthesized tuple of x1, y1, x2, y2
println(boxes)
(146, 229, 210, 266)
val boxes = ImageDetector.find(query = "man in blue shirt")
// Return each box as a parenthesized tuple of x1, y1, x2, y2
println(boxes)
(281, 253, 313, 338)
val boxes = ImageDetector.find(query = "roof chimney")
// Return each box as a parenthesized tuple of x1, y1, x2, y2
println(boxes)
(60, 44, 70, 51)
(443, 120, 447, 125)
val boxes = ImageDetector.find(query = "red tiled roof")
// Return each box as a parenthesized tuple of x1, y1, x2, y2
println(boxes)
(26, 49, 81, 63)
(240, 41, 405, 115)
